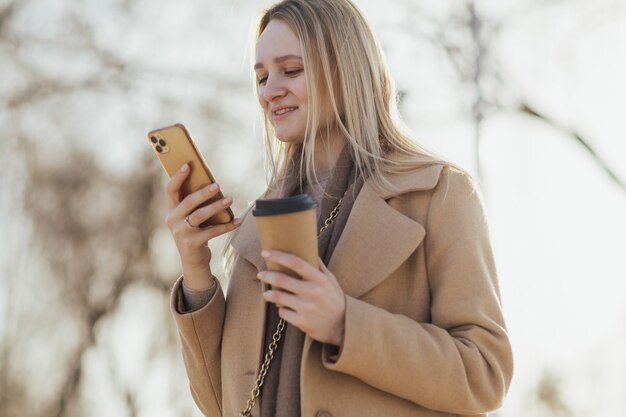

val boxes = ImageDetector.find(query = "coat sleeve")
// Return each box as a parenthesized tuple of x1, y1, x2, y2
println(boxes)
(321, 168, 514, 415)
(171, 275, 225, 416)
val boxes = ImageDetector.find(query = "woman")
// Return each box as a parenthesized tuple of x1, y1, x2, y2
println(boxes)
(165, 0, 513, 416)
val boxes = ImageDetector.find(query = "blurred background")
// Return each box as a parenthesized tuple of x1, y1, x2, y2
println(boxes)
(1, 0, 625, 416)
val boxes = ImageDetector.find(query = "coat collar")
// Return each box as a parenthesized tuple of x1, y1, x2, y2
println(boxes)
(231, 163, 443, 298)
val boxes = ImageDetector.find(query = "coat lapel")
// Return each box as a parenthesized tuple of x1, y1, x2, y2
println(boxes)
(327, 163, 443, 298)
(231, 163, 301, 273)
(231, 211, 266, 272)
(230, 179, 285, 273)
(232, 163, 443, 298)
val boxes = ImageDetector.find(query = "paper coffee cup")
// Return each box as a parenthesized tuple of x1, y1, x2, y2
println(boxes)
(252, 194, 319, 277)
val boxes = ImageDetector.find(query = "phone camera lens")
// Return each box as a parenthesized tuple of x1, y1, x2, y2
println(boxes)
(156, 145, 163, 153)
(151, 136, 158, 143)
(159, 139, 166, 147)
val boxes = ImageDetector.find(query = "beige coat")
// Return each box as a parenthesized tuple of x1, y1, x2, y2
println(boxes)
(171, 164, 514, 417)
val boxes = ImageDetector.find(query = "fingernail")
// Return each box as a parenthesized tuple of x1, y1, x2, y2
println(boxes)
(208, 183, 219, 191)
(261, 250, 270, 258)
(181, 163, 189, 172)
(233, 218, 243, 225)
(222, 197, 233, 205)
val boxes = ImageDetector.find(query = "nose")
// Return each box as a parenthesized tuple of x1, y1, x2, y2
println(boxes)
(261, 75, 287, 102)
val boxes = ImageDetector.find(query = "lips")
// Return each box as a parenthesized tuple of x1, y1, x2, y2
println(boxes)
(271, 106, 298, 119)
(275, 107, 297, 115)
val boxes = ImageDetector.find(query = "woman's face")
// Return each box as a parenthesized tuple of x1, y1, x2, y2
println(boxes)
(255, 19, 308, 144)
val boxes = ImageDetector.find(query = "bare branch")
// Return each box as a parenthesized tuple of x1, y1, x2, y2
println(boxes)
(535, 370, 575, 417)
(0, 3, 15, 30)
(519, 101, 626, 192)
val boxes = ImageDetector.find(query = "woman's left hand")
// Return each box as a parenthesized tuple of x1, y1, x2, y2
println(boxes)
(257, 250, 346, 347)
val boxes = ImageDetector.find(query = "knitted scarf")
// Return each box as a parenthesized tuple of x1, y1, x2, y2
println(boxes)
(260, 144, 366, 417)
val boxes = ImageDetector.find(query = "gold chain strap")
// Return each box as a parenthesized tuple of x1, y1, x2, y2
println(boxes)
(320, 197, 343, 235)
(239, 197, 344, 417)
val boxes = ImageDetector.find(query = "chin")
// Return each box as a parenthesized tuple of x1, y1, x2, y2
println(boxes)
(274, 129, 305, 144)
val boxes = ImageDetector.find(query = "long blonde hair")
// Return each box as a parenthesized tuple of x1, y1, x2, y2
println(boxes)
(223, 0, 453, 277)
(256, 0, 449, 196)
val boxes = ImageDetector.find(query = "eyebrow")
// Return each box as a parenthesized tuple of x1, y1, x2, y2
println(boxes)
(254, 54, 302, 70)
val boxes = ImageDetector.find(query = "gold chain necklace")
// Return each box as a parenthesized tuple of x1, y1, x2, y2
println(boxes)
(239, 197, 344, 417)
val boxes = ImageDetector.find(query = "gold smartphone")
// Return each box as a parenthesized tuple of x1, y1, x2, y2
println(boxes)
(147, 123, 234, 227)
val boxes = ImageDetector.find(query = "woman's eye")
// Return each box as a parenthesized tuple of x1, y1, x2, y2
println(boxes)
(258, 76, 267, 85)
(285, 69, 303, 77)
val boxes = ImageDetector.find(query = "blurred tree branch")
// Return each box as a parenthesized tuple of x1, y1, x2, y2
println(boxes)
(10, 138, 168, 417)
(397, 0, 625, 193)
(0, 3, 15, 30)
(535, 370, 575, 417)
(0, 1, 257, 416)
(519, 101, 625, 192)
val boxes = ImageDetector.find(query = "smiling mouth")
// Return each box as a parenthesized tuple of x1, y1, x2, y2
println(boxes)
(273, 107, 298, 117)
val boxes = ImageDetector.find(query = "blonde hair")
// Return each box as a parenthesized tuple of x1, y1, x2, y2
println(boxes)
(223, 0, 455, 277)
(256, 0, 450, 196)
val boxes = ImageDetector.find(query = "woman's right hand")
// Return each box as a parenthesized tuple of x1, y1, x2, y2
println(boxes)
(164, 163, 242, 288)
